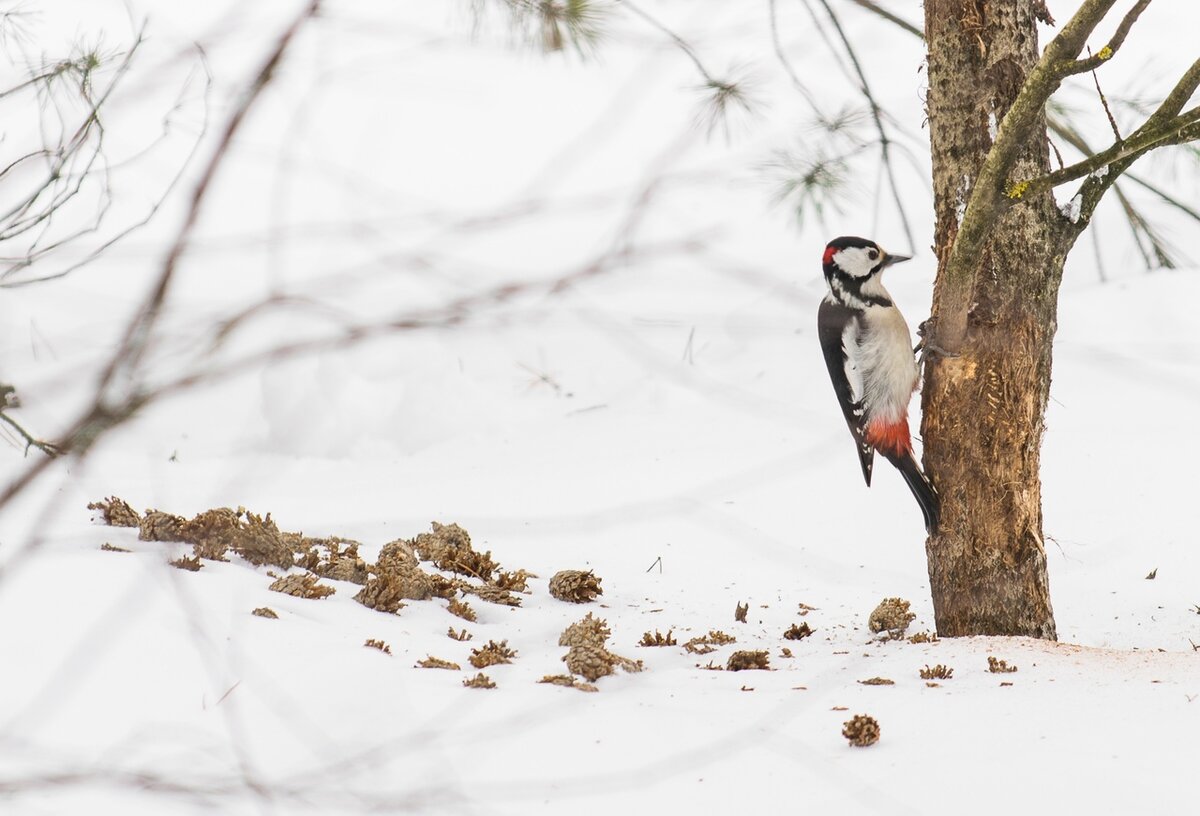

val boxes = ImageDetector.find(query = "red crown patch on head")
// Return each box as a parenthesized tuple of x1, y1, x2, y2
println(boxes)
(823, 245, 837, 265)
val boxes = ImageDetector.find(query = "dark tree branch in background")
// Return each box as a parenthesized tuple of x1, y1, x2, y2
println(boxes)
(2, 52, 214, 289)
(0, 21, 213, 288)
(93, 0, 323, 409)
(811, 0, 915, 253)
(845, 0, 922, 38)
(767, 0, 822, 113)
(0, 385, 60, 457)
(614, 0, 754, 137)
(0, 1, 322, 515)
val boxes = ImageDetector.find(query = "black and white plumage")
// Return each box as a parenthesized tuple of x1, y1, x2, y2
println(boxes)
(816, 236, 940, 534)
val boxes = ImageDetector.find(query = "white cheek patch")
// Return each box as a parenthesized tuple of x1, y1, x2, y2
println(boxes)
(834, 247, 878, 278)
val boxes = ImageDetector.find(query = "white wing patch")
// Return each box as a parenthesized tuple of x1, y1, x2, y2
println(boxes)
(841, 318, 865, 414)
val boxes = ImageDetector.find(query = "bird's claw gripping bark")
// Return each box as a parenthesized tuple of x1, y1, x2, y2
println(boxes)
(915, 318, 960, 371)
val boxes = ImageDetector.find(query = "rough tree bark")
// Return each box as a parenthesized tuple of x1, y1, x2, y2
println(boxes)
(921, 0, 1062, 638)
(917, 0, 1197, 637)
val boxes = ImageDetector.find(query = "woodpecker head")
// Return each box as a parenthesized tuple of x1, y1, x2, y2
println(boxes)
(821, 236, 910, 308)
(822, 236, 909, 279)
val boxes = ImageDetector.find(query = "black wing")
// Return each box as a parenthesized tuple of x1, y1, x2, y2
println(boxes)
(817, 299, 874, 486)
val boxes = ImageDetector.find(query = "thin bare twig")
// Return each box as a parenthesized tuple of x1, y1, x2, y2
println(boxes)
(1088, 48, 1123, 141)
(812, 0, 916, 253)
(94, 1, 321, 407)
(767, 0, 822, 113)
(846, 0, 923, 38)
(0, 384, 59, 457)
(0, 2, 321, 514)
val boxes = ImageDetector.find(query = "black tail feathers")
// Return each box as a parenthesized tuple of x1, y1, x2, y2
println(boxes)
(886, 451, 940, 535)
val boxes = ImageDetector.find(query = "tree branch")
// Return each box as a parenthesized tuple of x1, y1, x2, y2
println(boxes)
(1012, 103, 1200, 198)
(92, 1, 320, 411)
(932, 0, 1149, 351)
(846, 0, 922, 38)
(0, 384, 59, 457)
(812, 0, 916, 252)
(0, 2, 321, 515)
(1008, 55, 1200, 233)
(1061, 0, 1152, 76)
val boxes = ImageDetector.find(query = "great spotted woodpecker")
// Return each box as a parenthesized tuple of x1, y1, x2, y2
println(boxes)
(817, 236, 940, 534)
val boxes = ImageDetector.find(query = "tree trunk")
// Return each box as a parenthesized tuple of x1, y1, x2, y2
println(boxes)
(921, 0, 1062, 638)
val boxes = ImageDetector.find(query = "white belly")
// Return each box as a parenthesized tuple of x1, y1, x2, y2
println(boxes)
(845, 306, 918, 425)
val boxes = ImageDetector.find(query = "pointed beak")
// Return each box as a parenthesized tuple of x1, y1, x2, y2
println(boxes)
(880, 253, 911, 269)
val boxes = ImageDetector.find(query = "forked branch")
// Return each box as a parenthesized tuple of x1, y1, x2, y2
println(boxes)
(933, 0, 1158, 351)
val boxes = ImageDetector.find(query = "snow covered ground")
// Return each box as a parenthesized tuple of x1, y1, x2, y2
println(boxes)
(1, 2, 1198, 814)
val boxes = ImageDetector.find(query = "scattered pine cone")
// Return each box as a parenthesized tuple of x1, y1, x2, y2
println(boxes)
(868, 597, 915, 637)
(559, 613, 610, 648)
(564, 642, 617, 681)
(783, 622, 814, 640)
(353, 572, 417, 613)
(548, 569, 603, 603)
(842, 714, 880, 747)
(726, 650, 770, 671)
(412, 522, 499, 580)
(169, 555, 203, 571)
(919, 664, 953, 680)
(270, 573, 335, 600)
(251, 607, 279, 619)
(683, 630, 736, 654)
(538, 674, 599, 693)
(639, 630, 676, 647)
(294, 536, 369, 585)
(139, 510, 188, 543)
(987, 656, 1018, 673)
(447, 597, 477, 622)
(469, 639, 517, 669)
(88, 497, 140, 527)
